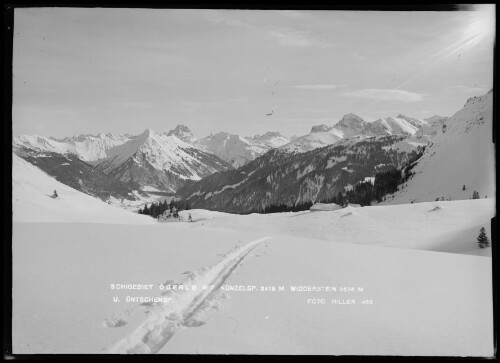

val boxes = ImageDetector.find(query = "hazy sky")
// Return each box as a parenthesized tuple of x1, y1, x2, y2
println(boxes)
(13, 7, 495, 139)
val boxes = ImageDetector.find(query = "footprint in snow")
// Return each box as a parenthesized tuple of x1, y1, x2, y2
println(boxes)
(102, 318, 128, 328)
(166, 312, 181, 321)
(184, 318, 206, 328)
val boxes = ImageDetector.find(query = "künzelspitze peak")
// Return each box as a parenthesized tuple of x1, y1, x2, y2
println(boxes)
(167, 124, 193, 136)
(166, 125, 196, 143)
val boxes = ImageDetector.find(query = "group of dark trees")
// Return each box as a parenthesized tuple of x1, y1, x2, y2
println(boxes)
(335, 149, 423, 206)
(315, 168, 404, 207)
(139, 198, 190, 218)
(246, 200, 314, 214)
(241, 165, 409, 214)
(237, 150, 424, 214)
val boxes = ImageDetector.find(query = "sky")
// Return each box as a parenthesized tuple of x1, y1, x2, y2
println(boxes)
(12, 6, 495, 139)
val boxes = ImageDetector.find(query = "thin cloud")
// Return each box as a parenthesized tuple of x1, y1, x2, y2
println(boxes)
(202, 10, 247, 28)
(444, 85, 486, 95)
(267, 30, 330, 48)
(294, 85, 343, 90)
(343, 89, 425, 103)
(202, 11, 329, 49)
(278, 10, 309, 19)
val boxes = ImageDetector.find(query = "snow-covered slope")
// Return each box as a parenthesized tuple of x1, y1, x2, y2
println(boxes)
(395, 114, 427, 128)
(195, 132, 268, 168)
(278, 125, 344, 153)
(95, 129, 232, 192)
(279, 113, 422, 153)
(13, 199, 493, 355)
(12, 153, 153, 224)
(371, 116, 419, 135)
(247, 131, 290, 149)
(194, 199, 494, 255)
(385, 90, 495, 204)
(13, 133, 131, 162)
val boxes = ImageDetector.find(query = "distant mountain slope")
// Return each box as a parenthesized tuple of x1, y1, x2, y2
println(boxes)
(371, 116, 419, 135)
(247, 131, 290, 149)
(384, 90, 494, 204)
(12, 153, 153, 224)
(14, 127, 233, 194)
(279, 113, 422, 153)
(195, 131, 289, 168)
(13, 133, 131, 162)
(178, 135, 422, 213)
(278, 125, 343, 153)
(94, 129, 232, 193)
(15, 148, 142, 202)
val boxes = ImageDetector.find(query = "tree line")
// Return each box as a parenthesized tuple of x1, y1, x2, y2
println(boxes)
(139, 199, 190, 218)
(246, 200, 314, 214)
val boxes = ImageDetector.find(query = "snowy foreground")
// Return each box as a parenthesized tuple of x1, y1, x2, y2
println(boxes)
(12, 156, 494, 355)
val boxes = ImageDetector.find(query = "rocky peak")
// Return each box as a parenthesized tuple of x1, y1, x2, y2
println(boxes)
(310, 124, 332, 133)
(167, 125, 195, 143)
(336, 113, 366, 129)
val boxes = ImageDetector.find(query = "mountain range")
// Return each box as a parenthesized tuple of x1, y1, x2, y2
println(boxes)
(15, 97, 491, 212)
(177, 134, 424, 213)
(177, 91, 493, 212)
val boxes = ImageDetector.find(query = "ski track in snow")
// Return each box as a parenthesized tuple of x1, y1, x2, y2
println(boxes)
(103, 236, 271, 354)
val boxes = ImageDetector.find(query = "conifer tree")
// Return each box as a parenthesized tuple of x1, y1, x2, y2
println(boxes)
(477, 227, 490, 248)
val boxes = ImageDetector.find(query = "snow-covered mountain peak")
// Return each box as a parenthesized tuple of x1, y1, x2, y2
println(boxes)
(93, 128, 232, 190)
(336, 113, 366, 128)
(13, 132, 132, 162)
(251, 131, 283, 140)
(310, 124, 332, 133)
(166, 125, 197, 144)
(395, 114, 427, 127)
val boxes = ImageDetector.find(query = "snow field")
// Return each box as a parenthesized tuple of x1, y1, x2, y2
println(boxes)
(182, 198, 494, 255)
(162, 235, 493, 355)
(12, 222, 263, 353)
